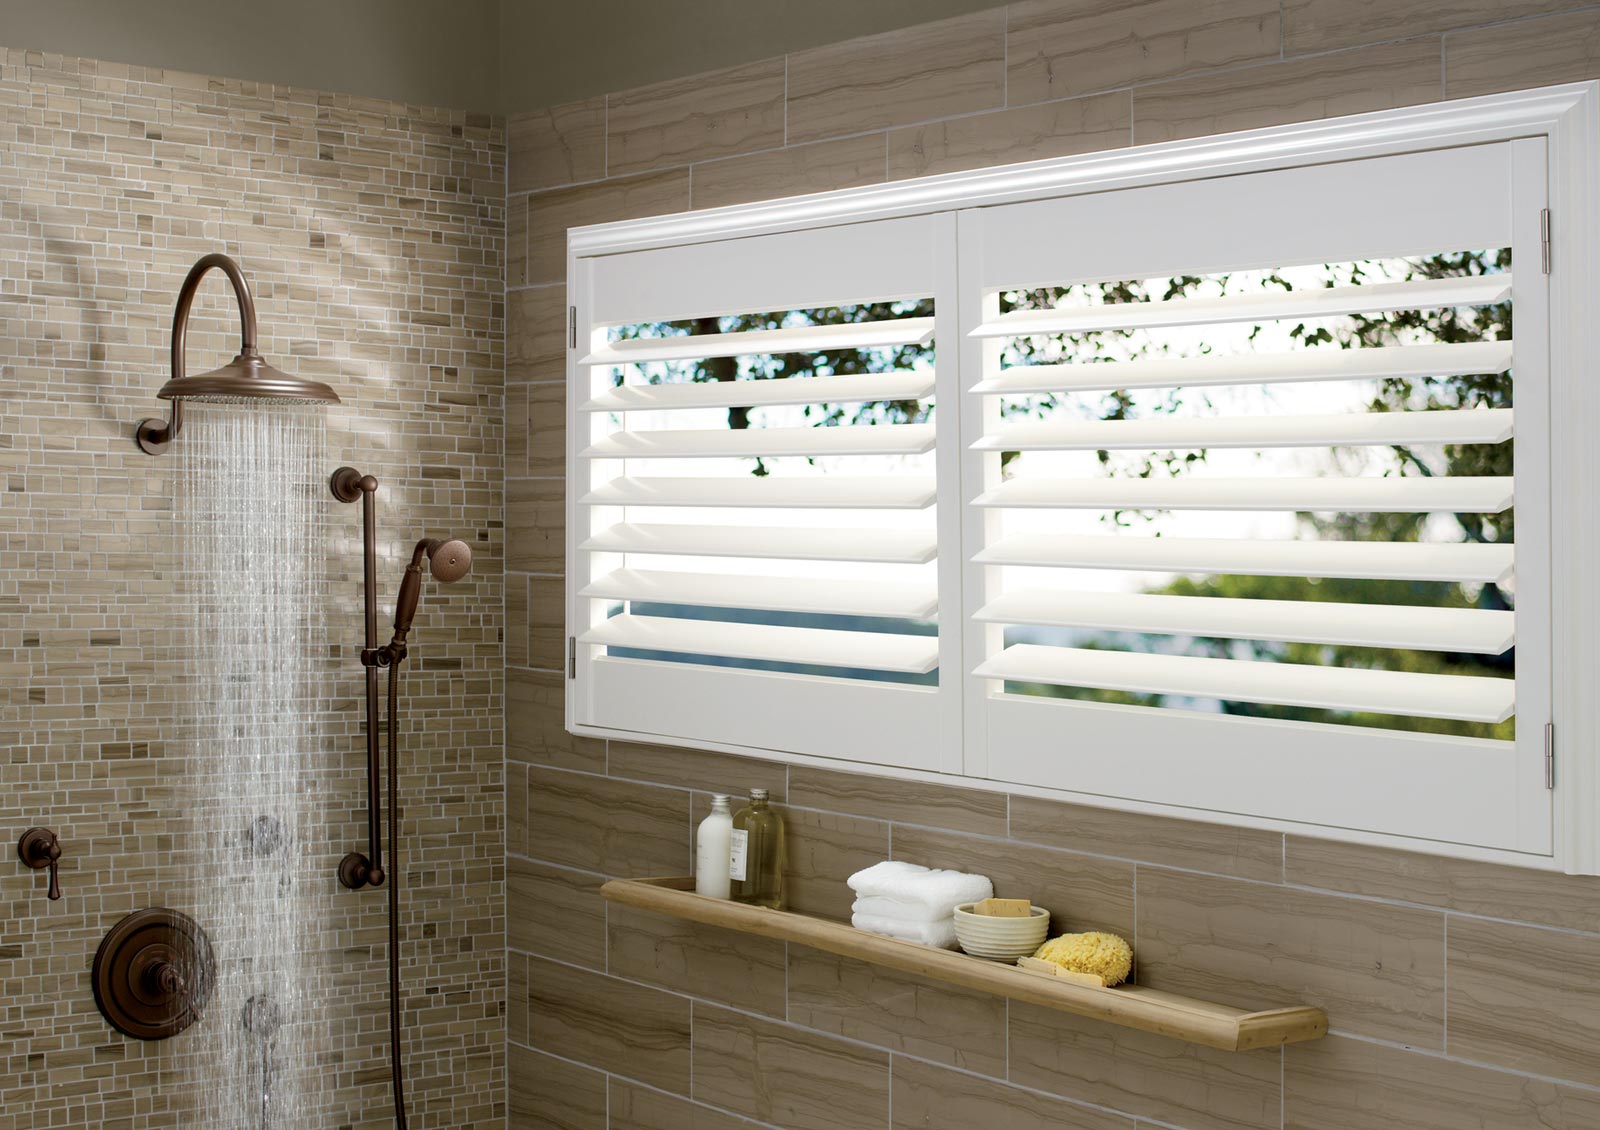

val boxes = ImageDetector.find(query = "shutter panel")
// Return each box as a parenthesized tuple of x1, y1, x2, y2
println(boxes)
(959, 141, 1551, 851)
(570, 214, 959, 768)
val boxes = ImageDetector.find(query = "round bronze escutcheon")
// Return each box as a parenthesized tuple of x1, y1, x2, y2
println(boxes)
(92, 908, 215, 1040)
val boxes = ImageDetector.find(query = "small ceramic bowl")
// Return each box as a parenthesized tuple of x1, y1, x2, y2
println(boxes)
(952, 902, 1050, 961)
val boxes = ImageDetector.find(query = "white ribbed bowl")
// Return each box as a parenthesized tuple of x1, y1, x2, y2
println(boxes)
(952, 903, 1050, 961)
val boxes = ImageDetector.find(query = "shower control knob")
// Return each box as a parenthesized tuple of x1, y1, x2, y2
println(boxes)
(17, 827, 61, 901)
(143, 959, 186, 998)
(92, 908, 215, 1040)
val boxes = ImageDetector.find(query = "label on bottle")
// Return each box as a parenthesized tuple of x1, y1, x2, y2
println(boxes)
(728, 828, 749, 882)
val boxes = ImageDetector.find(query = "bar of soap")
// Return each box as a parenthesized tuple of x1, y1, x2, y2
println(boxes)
(974, 897, 1033, 918)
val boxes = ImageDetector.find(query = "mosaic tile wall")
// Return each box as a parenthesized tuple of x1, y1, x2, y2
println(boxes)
(0, 47, 504, 1128)
(505, 4, 1600, 1128)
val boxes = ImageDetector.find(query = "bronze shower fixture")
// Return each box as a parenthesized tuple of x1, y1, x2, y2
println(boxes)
(17, 827, 62, 901)
(331, 465, 474, 890)
(330, 465, 472, 1129)
(92, 908, 215, 1040)
(135, 252, 340, 454)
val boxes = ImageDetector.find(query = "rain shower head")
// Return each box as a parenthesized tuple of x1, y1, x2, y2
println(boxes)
(154, 353, 338, 405)
(136, 253, 339, 454)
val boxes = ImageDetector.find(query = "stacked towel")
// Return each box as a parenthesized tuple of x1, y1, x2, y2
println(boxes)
(846, 861, 993, 949)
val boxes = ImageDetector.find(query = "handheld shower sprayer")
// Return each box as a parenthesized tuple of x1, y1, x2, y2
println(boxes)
(389, 538, 473, 662)
(330, 466, 473, 1130)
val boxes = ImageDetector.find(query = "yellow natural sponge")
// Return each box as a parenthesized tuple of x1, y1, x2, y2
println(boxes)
(1032, 932, 1133, 986)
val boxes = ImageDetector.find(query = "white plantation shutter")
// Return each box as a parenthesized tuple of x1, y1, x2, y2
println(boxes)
(959, 141, 1551, 852)
(568, 214, 961, 769)
(568, 94, 1600, 868)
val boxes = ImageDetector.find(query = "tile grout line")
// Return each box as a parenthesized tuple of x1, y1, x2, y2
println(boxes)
(1441, 912, 1449, 1055)
(1131, 863, 1139, 982)
(887, 1051, 894, 1128)
(1003, 997, 1010, 1082)
(1280, 1043, 1286, 1129)
(1002, 3, 1010, 108)
(502, 73, 513, 915)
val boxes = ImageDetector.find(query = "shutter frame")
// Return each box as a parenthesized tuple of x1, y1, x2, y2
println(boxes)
(564, 88, 1600, 872)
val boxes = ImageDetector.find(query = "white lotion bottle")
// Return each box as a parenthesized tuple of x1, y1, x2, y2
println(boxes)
(695, 794, 734, 899)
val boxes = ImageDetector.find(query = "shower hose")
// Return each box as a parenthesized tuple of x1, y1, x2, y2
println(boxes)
(387, 660, 409, 1129)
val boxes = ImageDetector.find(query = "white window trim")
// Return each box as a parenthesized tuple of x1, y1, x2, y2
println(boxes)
(564, 83, 1600, 875)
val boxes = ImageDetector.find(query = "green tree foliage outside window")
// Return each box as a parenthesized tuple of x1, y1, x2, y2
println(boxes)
(998, 251, 1514, 740)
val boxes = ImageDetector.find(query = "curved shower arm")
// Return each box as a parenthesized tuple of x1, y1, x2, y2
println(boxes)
(170, 252, 260, 381)
(136, 252, 261, 453)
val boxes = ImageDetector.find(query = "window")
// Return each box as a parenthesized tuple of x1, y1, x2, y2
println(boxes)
(567, 88, 1600, 872)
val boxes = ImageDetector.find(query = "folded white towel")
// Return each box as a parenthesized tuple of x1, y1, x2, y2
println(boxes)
(846, 860, 993, 917)
(852, 912, 958, 949)
(852, 895, 956, 924)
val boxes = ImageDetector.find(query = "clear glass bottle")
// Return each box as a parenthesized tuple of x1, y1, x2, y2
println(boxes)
(695, 794, 733, 899)
(730, 788, 786, 910)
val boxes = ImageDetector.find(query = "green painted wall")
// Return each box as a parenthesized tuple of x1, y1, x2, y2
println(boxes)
(0, 0, 1012, 113)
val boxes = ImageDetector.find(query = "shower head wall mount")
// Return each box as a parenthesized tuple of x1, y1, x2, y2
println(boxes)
(135, 252, 340, 455)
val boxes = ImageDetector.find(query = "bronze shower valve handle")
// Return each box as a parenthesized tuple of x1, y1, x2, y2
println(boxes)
(18, 827, 62, 900)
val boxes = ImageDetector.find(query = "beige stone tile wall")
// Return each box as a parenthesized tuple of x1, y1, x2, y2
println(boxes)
(505, 4, 1600, 1127)
(0, 46, 504, 1128)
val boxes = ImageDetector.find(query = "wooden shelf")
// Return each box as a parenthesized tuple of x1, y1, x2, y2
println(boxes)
(599, 877, 1328, 1052)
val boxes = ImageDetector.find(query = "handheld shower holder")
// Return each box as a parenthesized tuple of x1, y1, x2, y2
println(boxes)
(330, 467, 473, 893)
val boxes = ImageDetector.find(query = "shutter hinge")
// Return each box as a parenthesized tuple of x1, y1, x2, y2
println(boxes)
(1545, 722, 1556, 789)
(567, 635, 577, 679)
(1541, 208, 1552, 275)
(568, 306, 577, 349)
